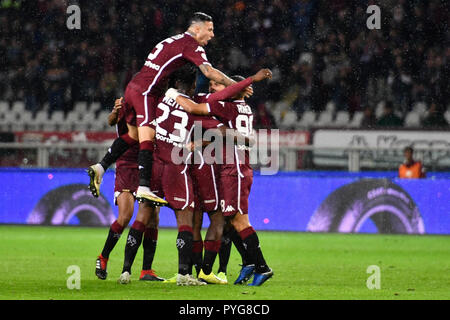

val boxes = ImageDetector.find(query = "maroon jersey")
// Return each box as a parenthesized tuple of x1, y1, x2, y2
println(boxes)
(115, 108, 139, 169)
(153, 94, 222, 164)
(130, 32, 210, 96)
(193, 94, 223, 130)
(207, 99, 253, 176)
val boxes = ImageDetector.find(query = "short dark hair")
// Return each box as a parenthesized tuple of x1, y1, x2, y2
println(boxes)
(384, 100, 394, 110)
(190, 12, 213, 25)
(231, 75, 245, 82)
(170, 64, 197, 90)
(404, 146, 413, 153)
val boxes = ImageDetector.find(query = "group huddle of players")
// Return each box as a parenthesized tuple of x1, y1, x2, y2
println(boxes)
(88, 12, 274, 286)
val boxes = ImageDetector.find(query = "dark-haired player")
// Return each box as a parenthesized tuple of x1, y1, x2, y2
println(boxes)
(166, 70, 274, 286)
(87, 12, 244, 206)
(95, 98, 163, 282)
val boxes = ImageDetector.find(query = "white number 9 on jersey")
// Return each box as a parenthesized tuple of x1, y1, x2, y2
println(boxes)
(235, 114, 253, 137)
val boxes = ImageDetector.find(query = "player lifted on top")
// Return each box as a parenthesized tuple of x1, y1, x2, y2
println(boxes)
(87, 12, 245, 205)
(166, 70, 274, 286)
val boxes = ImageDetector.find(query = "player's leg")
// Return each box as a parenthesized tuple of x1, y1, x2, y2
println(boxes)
(217, 219, 234, 276)
(191, 207, 204, 277)
(231, 213, 273, 286)
(140, 206, 164, 281)
(96, 191, 134, 280)
(135, 94, 167, 206)
(198, 209, 226, 284)
(87, 93, 138, 197)
(221, 174, 272, 286)
(174, 208, 206, 286)
(118, 202, 152, 284)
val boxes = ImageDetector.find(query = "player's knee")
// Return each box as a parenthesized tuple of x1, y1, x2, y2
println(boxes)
(230, 214, 250, 232)
(176, 209, 194, 227)
(147, 212, 159, 229)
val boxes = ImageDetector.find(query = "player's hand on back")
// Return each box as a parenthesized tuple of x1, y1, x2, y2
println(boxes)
(251, 68, 273, 82)
(165, 88, 181, 100)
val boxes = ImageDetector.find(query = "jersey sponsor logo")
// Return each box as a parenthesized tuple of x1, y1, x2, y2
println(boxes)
(155, 132, 184, 148)
(174, 196, 186, 202)
(144, 60, 161, 71)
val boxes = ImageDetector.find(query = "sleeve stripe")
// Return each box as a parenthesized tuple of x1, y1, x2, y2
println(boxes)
(206, 103, 211, 113)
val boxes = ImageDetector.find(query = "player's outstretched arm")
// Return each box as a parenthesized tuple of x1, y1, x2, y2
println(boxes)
(165, 89, 209, 115)
(207, 68, 272, 102)
(107, 97, 124, 126)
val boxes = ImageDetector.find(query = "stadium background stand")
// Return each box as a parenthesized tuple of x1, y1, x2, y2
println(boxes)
(0, 0, 448, 132)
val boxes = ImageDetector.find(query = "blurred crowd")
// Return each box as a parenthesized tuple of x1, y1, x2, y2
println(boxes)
(0, 0, 448, 129)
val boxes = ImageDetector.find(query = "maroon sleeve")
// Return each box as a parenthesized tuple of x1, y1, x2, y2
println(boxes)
(206, 77, 253, 102)
(207, 101, 237, 122)
(183, 43, 211, 67)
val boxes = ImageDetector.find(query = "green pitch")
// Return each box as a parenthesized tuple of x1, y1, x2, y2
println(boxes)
(0, 225, 449, 300)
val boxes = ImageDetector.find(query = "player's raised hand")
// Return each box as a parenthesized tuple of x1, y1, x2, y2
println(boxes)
(251, 68, 272, 82)
(113, 97, 123, 113)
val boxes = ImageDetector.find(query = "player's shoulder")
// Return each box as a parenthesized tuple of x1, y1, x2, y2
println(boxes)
(194, 93, 210, 103)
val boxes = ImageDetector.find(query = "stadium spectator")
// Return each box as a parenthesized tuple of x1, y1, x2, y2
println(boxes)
(360, 106, 377, 129)
(376, 101, 403, 127)
(0, 0, 448, 129)
(421, 102, 449, 128)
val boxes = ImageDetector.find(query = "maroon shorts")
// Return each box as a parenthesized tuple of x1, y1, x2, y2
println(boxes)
(191, 163, 220, 212)
(123, 83, 158, 127)
(219, 174, 253, 216)
(114, 166, 139, 205)
(150, 157, 194, 211)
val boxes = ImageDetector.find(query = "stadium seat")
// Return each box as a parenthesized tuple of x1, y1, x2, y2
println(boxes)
(11, 101, 25, 114)
(404, 111, 421, 128)
(73, 101, 88, 114)
(412, 102, 427, 118)
(271, 101, 289, 126)
(0, 111, 14, 131)
(73, 122, 90, 132)
(333, 111, 350, 127)
(298, 111, 316, 127)
(0, 101, 9, 113)
(279, 110, 298, 129)
(444, 110, 450, 124)
(314, 111, 333, 127)
(90, 121, 106, 132)
(34, 111, 49, 131)
(50, 111, 65, 126)
(325, 101, 336, 114)
(347, 111, 364, 128)
(89, 102, 101, 113)
(96, 110, 111, 123)
(16, 110, 33, 125)
(375, 101, 385, 119)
